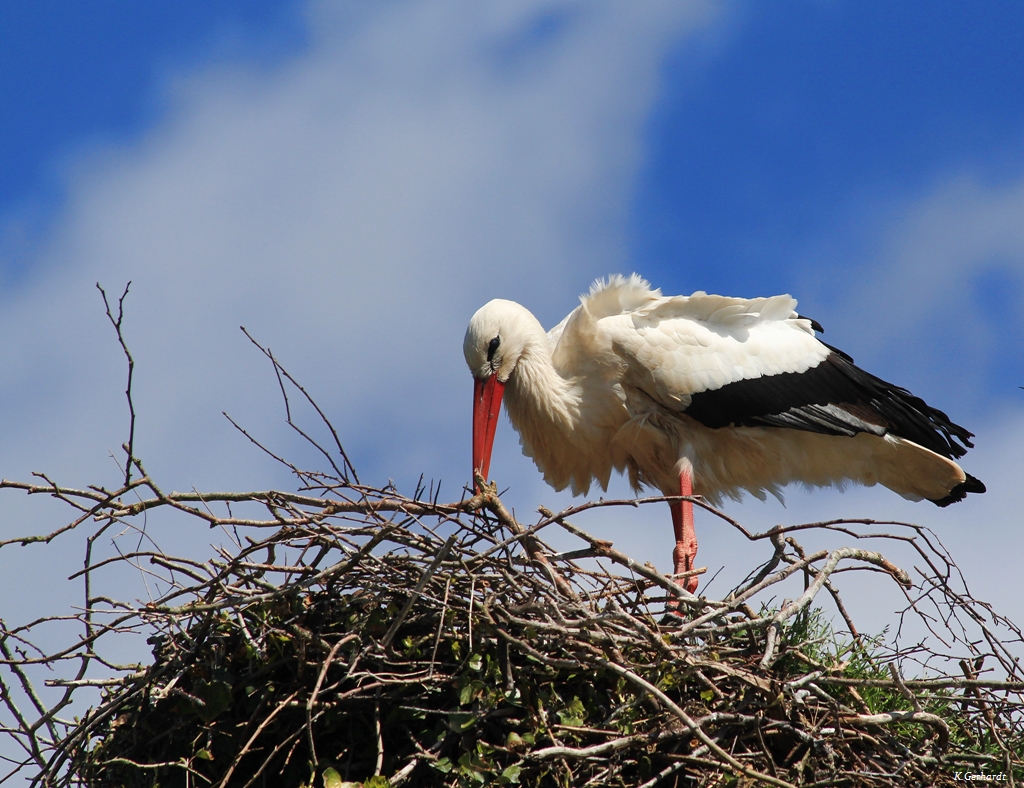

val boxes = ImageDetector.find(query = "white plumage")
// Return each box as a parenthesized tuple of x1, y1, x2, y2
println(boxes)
(464, 274, 983, 594)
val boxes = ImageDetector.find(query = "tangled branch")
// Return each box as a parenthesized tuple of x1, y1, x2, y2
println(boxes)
(0, 316, 1021, 788)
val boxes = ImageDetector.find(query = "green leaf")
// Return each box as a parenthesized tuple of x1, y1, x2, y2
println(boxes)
(700, 689, 714, 702)
(556, 696, 586, 727)
(363, 777, 390, 788)
(432, 757, 453, 774)
(321, 767, 343, 788)
(191, 679, 232, 723)
(195, 748, 213, 761)
(505, 732, 526, 752)
(458, 752, 486, 785)
(459, 679, 486, 706)
(499, 764, 522, 785)
(468, 653, 483, 672)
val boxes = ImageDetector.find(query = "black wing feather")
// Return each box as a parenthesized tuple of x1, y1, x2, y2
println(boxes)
(683, 346, 975, 461)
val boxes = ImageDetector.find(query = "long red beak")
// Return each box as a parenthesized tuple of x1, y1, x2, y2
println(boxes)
(472, 376, 505, 490)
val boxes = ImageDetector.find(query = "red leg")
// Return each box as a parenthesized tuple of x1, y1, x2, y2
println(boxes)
(670, 467, 699, 595)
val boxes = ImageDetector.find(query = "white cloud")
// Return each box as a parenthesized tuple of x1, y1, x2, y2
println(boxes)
(855, 173, 1024, 324)
(0, 0, 717, 493)
(797, 169, 1024, 409)
(0, 0, 725, 695)
(0, 4, 725, 776)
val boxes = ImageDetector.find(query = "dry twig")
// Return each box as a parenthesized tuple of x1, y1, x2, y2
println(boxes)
(0, 314, 1021, 788)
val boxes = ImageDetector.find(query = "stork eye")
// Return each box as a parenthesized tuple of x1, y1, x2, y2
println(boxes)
(487, 336, 500, 362)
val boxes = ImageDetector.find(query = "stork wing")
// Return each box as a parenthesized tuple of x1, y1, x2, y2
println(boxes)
(610, 292, 975, 461)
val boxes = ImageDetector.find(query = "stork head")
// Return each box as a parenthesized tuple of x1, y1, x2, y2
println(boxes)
(463, 299, 536, 489)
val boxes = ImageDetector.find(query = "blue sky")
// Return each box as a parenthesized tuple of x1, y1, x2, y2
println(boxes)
(635, 1, 1024, 416)
(5, 1, 1022, 406)
(0, 2, 306, 222)
(638, 1, 1024, 294)
(1, 3, 1022, 751)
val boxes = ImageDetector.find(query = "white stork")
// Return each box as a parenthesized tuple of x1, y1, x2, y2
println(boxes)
(463, 274, 984, 594)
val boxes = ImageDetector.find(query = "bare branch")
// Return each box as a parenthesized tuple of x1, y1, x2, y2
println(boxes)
(96, 282, 136, 487)
(0, 299, 1020, 787)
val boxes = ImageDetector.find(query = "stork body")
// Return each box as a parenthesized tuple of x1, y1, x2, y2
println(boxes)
(464, 275, 984, 594)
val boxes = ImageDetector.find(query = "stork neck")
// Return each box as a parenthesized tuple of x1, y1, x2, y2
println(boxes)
(503, 329, 579, 433)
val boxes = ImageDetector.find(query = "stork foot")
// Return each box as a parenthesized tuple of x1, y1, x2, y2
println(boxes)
(672, 541, 700, 595)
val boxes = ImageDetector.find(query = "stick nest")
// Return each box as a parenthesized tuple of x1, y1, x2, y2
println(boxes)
(1, 471, 1022, 788)
(1, 318, 1022, 787)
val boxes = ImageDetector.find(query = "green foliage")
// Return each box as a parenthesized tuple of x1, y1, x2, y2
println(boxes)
(65, 513, 1023, 788)
(75, 582, 1024, 787)
(4, 322, 1021, 787)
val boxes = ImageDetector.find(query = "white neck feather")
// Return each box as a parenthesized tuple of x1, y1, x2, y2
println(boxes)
(503, 323, 579, 437)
